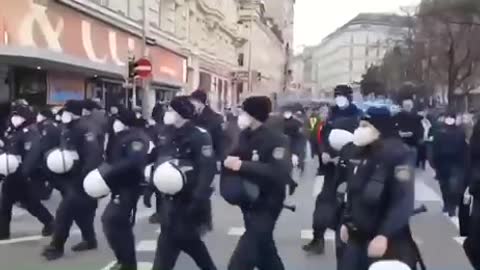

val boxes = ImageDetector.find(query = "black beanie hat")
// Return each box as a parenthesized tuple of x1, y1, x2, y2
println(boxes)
(116, 108, 138, 127)
(334, 85, 353, 98)
(64, 100, 83, 116)
(11, 104, 34, 121)
(83, 99, 102, 111)
(39, 108, 54, 119)
(170, 96, 195, 120)
(242, 96, 272, 123)
(190, 90, 208, 104)
(363, 107, 394, 136)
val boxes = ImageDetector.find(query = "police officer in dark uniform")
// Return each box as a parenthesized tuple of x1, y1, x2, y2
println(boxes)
(304, 85, 362, 254)
(84, 108, 154, 270)
(144, 104, 175, 224)
(190, 90, 225, 160)
(41, 100, 104, 260)
(393, 96, 423, 163)
(150, 96, 217, 270)
(338, 107, 417, 270)
(282, 108, 307, 171)
(222, 96, 291, 270)
(29, 108, 61, 200)
(432, 112, 468, 216)
(0, 103, 54, 239)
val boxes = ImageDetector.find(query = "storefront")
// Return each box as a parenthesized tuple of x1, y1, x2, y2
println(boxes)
(0, 0, 186, 109)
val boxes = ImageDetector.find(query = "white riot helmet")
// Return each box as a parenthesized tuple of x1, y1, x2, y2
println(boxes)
(152, 161, 186, 195)
(328, 129, 354, 152)
(369, 261, 411, 270)
(83, 165, 111, 198)
(0, 153, 21, 176)
(45, 148, 79, 174)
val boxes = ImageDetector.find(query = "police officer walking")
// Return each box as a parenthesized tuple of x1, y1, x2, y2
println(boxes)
(150, 96, 217, 270)
(338, 107, 418, 270)
(189, 90, 225, 160)
(304, 85, 362, 254)
(84, 108, 154, 270)
(0, 103, 54, 239)
(222, 96, 292, 270)
(432, 113, 468, 216)
(41, 100, 104, 260)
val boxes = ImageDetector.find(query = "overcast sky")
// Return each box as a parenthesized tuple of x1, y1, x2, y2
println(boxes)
(293, 0, 420, 53)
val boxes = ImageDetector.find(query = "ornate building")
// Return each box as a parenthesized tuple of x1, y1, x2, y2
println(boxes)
(0, 0, 291, 112)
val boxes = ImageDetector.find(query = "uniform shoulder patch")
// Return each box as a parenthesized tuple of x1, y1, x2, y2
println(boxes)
(84, 132, 95, 142)
(272, 147, 286, 160)
(131, 141, 145, 151)
(201, 145, 213, 157)
(394, 165, 413, 182)
(24, 142, 32, 151)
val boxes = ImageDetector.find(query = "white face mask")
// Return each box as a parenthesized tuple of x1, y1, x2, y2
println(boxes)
(61, 112, 73, 124)
(335, 96, 349, 108)
(283, 112, 293, 119)
(445, 117, 456, 126)
(352, 126, 380, 146)
(11, 115, 26, 128)
(36, 114, 46, 123)
(237, 113, 252, 130)
(110, 107, 119, 115)
(112, 120, 126, 133)
(402, 100, 414, 112)
(163, 111, 177, 126)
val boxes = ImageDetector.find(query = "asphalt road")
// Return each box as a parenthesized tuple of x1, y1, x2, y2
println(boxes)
(0, 159, 474, 270)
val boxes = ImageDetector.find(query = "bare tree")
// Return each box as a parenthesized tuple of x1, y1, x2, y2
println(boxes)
(417, 0, 480, 109)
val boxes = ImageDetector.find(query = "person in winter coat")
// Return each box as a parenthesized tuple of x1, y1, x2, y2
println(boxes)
(432, 113, 468, 216)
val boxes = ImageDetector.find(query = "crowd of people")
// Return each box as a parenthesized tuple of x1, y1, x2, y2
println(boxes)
(0, 86, 479, 270)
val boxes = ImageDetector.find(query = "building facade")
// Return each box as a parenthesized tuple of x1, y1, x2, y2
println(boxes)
(0, 0, 291, 113)
(232, 0, 289, 104)
(310, 13, 408, 98)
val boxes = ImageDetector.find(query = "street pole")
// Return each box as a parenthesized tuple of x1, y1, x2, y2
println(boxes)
(247, 0, 254, 93)
(141, 0, 155, 118)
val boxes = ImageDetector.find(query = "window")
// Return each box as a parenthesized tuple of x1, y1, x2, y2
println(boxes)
(238, 53, 245, 67)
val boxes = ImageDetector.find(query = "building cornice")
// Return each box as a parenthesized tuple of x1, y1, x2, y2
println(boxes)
(57, 0, 186, 56)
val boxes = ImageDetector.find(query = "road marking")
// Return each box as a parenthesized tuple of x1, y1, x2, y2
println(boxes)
(454, 236, 466, 245)
(101, 261, 117, 270)
(101, 261, 152, 270)
(228, 227, 245, 236)
(0, 228, 80, 245)
(135, 209, 155, 221)
(312, 176, 324, 197)
(0, 235, 45, 245)
(414, 181, 441, 202)
(449, 216, 460, 230)
(136, 240, 157, 251)
(300, 229, 335, 240)
(138, 262, 153, 270)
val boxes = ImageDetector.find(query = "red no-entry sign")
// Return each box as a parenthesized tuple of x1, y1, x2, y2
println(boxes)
(134, 58, 152, 78)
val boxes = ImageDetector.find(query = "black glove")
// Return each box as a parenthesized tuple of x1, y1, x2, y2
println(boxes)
(143, 187, 154, 208)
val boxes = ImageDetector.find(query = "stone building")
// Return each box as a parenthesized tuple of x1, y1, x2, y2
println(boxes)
(0, 0, 292, 113)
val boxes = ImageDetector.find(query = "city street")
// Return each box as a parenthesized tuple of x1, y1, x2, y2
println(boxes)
(0, 159, 473, 270)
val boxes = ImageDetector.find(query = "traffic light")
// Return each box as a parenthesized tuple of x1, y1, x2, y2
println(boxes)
(128, 57, 137, 78)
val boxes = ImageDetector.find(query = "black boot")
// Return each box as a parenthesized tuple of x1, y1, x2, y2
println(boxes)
(42, 245, 64, 261)
(41, 222, 54, 237)
(149, 213, 161, 224)
(302, 238, 325, 254)
(71, 240, 97, 252)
